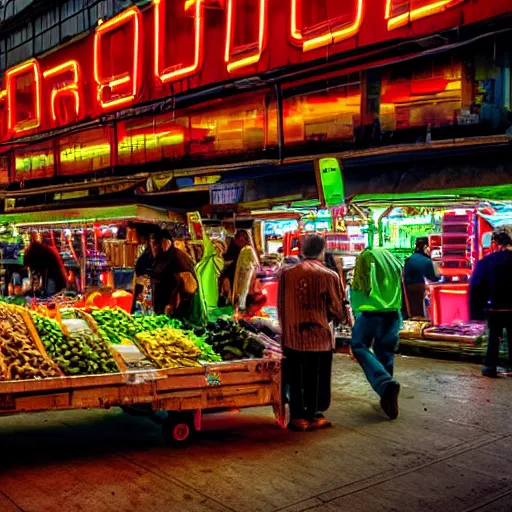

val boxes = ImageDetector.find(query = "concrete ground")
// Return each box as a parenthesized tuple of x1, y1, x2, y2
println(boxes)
(0, 355, 511, 512)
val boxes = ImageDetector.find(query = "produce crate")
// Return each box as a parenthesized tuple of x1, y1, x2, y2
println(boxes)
(0, 304, 64, 380)
(73, 310, 128, 373)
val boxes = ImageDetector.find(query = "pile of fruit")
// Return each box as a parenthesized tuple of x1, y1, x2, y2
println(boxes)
(31, 313, 119, 376)
(136, 327, 202, 369)
(200, 318, 265, 361)
(0, 304, 62, 380)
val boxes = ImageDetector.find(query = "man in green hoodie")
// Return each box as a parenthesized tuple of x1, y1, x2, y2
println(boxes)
(350, 247, 403, 419)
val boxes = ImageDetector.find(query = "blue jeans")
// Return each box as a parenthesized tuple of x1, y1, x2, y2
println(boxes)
(350, 312, 401, 397)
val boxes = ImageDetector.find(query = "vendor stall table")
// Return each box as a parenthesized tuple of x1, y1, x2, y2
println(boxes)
(0, 359, 285, 444)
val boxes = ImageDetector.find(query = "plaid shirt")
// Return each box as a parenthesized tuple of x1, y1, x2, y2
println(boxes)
(278, 259, 344, 352)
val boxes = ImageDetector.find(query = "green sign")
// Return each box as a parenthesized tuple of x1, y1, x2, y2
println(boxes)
(315, 158, 344, 207)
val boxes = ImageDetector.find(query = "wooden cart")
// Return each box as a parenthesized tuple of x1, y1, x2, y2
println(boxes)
(0, 358, 285, 444)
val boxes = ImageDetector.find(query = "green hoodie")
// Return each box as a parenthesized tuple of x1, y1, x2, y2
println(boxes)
(351, 247, 403, 313)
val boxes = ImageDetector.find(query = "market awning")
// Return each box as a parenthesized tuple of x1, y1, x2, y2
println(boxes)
(0, 204, 183, 227)
(350, 184, 512, 208)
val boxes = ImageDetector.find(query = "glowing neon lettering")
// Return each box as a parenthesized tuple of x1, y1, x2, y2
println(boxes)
(225, 0, 267, 72)
(385, 0, 464, 30)
(6, 59, 42, 133)
(154, 0, 204, 83)
(94, 7, 143, 110)
(290, 0, 364, 51)
(43, 60, 82, 122)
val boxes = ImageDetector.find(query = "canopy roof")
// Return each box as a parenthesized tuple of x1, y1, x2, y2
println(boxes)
(0, 204, 183, 227)
(350, 184, 512, 208)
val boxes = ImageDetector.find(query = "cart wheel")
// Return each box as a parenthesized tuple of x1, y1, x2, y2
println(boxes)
(162, 413, 194, 446)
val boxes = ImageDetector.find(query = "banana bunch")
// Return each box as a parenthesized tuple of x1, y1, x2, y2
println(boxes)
(0, 304, 61, 380)
(136, 327, 202, 369)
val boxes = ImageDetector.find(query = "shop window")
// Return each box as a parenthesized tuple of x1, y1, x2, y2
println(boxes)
(188, 94, 273, 157)
(58, 127, 112, 176)
(380, 56, 463, 132)
(0, 154, 10, 185)
(282, 78, 361, 148)
(117, 114, 187, 167)
(13, 141, 54, 182)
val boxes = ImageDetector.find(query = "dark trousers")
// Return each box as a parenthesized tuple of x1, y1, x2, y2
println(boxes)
(405, 283, 426, 318)
(485, 312, 512, 369)
(283, 347, 333, 421)
(350, 312, 401, 397)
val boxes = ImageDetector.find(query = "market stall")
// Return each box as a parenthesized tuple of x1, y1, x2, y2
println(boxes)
(0, 204, 182, 310)
(0, 300, 284, 443)
(350, 194, 512, 357)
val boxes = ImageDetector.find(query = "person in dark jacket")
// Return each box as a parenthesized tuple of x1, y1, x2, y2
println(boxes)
(403, 238, 439, 318)
(151, 230, 198, 319)
(469, 227, 512, 378)
(23, 241, 67, 296)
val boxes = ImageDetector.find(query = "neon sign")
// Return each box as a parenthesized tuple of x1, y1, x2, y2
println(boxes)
(93, 6, 143, 109)
(6, 59, 42, 133)
(385, 0, 464, 30)
(43, 60, 82, 123)
(0, 0, 503, 146)
(154, 0, 205, 83)
(225, 0, 268, 72)
(291, 0, 365, 52)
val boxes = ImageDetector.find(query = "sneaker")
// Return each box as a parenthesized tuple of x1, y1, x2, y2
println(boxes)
(309, 415, 332, 430)
(288, 419, 310, 431)
(380, 381, 400, 420)
(482, 366, 498, 378)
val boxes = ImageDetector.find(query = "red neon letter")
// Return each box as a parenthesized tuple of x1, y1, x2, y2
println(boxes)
(290, 0, 364, 52)
(154, 0, 204, 83)
(94, 7, 143, 110)
(225, 0, 267, 73)
(385, 0, 463, 30)
(43, 60, 82, 123)
(6, 59, 42, 133)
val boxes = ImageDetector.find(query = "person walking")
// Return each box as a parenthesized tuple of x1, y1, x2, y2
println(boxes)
(469, 227, 512, 378)
(278, 234, 345, 431)
(350, 247, 403, 419)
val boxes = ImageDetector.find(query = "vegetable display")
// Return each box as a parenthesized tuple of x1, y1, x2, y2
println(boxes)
(0, 304, 62, 380)
(90, 308, 139, 344)
(136, 327, 202, 369)
(31, 313, 119, 376)
(201, 318, 265, 361)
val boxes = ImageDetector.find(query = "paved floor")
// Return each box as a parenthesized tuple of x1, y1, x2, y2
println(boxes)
(0, 355, 511, 512)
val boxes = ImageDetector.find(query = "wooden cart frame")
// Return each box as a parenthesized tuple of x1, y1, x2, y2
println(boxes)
(0, 358, 286, 444)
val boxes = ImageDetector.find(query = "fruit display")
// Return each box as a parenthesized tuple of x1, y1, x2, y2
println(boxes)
(135, 327, 203, 369)
(31, 312, 120, 376)
(201, 317, 265, 361)
(0, 304, 62, 380)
